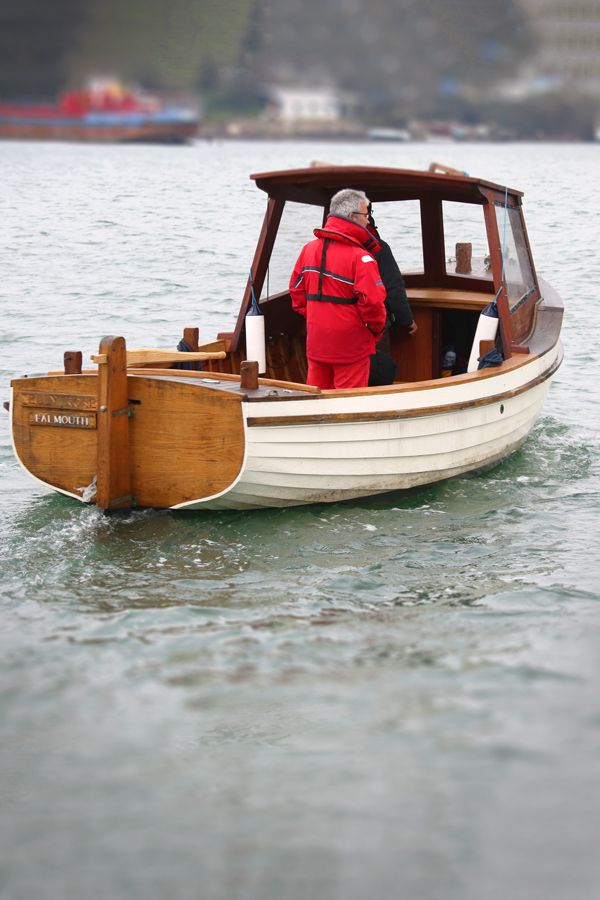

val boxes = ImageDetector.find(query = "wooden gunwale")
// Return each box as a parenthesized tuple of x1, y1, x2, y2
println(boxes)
(248, 347, 550, 401)
(246, 352, 562, 428)
(44, 367, 321, 397)
(128, 368, 320, 400)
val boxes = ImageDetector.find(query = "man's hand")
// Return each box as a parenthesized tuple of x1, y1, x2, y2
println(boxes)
(408, 321, 418, 335)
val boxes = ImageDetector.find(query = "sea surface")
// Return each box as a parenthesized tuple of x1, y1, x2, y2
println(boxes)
(1, 139, 599, 900)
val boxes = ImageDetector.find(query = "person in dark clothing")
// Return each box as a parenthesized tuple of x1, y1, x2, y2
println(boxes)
(374, 237, 416, 333)
(366, 206, 417, 385)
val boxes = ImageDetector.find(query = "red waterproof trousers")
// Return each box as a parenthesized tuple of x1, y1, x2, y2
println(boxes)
(307, 357, 371, 390)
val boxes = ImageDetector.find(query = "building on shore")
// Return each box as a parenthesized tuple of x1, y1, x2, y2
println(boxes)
(516, 0, 600, 96)
(266, 86, 345, 123)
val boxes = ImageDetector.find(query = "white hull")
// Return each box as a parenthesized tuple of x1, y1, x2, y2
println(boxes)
(178, 345, 561, 510)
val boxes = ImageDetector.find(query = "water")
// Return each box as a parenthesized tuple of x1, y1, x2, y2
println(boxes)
(1, 139, 599, 900)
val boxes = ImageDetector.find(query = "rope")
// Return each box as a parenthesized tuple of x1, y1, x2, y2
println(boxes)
(249, 267, 261, 315)
(174, 338, 204, 370)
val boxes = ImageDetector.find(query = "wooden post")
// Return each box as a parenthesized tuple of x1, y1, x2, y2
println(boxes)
(64, 351, 82, 374)
(479, 339, 496, 359)
(240, 360, 259, 391)
(455, 242, 472, 274)
(182, 327, 199, 351)
(96, 336, 132, 510)
(420, 198, 446, 281)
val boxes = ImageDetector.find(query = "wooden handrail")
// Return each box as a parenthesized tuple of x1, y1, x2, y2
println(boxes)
(91, 349, 227, 366)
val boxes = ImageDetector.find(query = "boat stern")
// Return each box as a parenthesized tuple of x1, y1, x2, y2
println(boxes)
(10, 374, 99, 503)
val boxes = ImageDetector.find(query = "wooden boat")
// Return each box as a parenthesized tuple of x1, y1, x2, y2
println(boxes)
(0, 80, 198, 144)
(8, 164, 563, 510)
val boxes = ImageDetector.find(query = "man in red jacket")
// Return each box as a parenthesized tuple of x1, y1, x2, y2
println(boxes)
(289, 188, 387, 389)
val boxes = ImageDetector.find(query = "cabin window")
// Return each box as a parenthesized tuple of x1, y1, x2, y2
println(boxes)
(369, 200, 424, 274)
(260, 202, 323, 300)
(262, 198, 424, 299)
(495, 205, 536, 311)
(443, 201, 492, 280)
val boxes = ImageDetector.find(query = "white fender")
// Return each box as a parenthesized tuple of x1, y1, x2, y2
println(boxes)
(245, 313, 266, 374)
(467, 303, 499, 372)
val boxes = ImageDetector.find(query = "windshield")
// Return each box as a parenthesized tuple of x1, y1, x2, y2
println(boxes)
(495, 204, 537, 311)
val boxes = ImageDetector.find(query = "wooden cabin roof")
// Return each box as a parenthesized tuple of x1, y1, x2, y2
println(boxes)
(250, 165, 523, 206)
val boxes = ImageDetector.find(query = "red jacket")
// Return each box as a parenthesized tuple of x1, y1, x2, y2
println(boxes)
(289, 215, 387, 364)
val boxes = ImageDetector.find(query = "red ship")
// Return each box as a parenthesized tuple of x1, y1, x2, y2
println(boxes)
(0, 80, 199, 144)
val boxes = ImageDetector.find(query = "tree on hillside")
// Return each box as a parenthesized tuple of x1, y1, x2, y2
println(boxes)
(0, 0, 86, 99)
(256, 0, 532, 121)
(63, 0, 255, 91)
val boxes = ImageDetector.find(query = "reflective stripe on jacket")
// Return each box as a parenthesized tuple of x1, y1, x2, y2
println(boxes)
(289, 215, 387, 364)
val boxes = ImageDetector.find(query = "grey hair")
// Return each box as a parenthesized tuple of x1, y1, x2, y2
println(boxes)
(329, 188, 369, 219)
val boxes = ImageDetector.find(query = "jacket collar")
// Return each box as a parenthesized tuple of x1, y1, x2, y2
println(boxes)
(314, 215, 381, 254)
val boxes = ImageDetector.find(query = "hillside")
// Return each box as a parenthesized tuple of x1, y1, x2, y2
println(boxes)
(0, 0, 256, 99)
(1, 0, 533, 123)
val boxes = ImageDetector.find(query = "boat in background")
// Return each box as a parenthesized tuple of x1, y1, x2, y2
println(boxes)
(367, 127, 411, 142)
(0, 79, 199, 144)
(7, 164, 563, 510)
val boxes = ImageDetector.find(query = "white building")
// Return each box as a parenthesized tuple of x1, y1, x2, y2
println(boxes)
(268, 86, 342, 122)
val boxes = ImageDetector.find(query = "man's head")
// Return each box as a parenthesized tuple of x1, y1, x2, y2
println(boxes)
(329, 189, 371, 227)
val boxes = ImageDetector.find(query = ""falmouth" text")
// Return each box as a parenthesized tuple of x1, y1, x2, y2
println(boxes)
(29, 411, 96, 429)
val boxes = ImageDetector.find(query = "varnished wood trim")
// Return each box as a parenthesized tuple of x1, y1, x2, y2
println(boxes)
(10, 375, 98, 499)
(127, 367, 320, 394)
(198, 339, 228, 353)
(96, 336, 132, 510)
(28, 410, 97, 429)
(407, 288, 493, 309)
(247, 354, 561, 428)
(245, 353, 534, 402)
(127, 369, 245, 399)
(250, 165, 524, 203)
(231, 195, 286, 353)
(92, 349, 226, 366)
(240, 361, 259, 390)
(428, 162, 466, 176)
(183, 327, 199, 351)
(482, 190, 512, 358)
(64, 351, 82, 374)
(126, 374, 246, 508)
(20, 391, 97, 411)
(420, 197, 445, 281)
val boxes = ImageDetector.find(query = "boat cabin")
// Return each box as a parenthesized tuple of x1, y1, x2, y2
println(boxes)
(202, 164, 542, 385)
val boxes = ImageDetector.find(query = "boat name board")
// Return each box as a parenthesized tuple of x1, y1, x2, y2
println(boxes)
(28, 410, 97, 429)
(20, 391, 97, 411)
